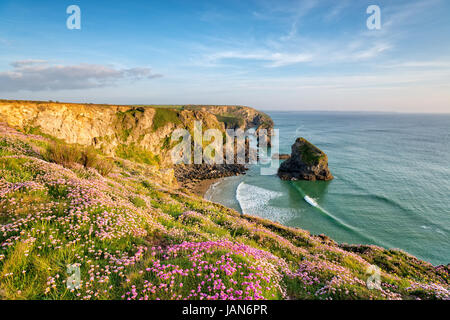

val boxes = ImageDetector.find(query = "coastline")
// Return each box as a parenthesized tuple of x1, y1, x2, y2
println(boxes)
(1, 105, 449, 300)
(185, 178, 222, 197)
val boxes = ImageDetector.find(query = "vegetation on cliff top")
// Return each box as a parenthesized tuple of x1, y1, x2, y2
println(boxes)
(0, 122, 448, 300)
(151, 108, 182, 132)
(215, 114, 245, 129)
(296, 137, 327, 165)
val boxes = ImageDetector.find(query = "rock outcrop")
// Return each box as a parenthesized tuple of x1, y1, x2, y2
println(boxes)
(278, 137, 333, 181)
(272, 153, 291, 160)
(0, 100, 272, 163)
(174, 163, 247, 184)
(0, 100, 274, 187)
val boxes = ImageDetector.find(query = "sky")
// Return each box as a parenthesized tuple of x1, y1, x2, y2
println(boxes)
(0, 0, 449, 113)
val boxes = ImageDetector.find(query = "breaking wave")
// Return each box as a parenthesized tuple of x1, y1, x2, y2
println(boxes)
(236, 182, 295, 224)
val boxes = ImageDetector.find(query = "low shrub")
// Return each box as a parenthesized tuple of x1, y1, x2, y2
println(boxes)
(44, 142, 113, 176)
(95, 159, 114, 176)
(44, 142, 81, 165)
(80, 146, 98, 168)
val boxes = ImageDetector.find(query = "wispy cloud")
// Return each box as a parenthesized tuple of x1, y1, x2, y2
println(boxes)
(205, 51, 313, 67)
(251, 0, 318, 42)
(382, 0, 443, 30)
(198, 0, 399, 68)
(381, 60, 450, 69)
(0, 61, 162, 92)
(252, 0, 318, 19)
(323, 0, 350, 22)
(201, 37, 392, 68)
(10, 60, 47, 68)
(0, 37, 12, 46)
(351, 42, 392, 60)
(1, 0, 448, 112)
(281, 0, 318, 40)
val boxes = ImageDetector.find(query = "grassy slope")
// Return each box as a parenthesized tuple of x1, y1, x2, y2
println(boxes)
(0, 125, 448, 300)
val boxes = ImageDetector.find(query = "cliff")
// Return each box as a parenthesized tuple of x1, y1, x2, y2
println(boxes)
(0, 100, 272, 164)
(0, 100, 272, 186)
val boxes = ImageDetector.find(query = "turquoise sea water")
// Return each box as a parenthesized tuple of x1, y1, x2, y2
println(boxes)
(206, 112, 450, 265)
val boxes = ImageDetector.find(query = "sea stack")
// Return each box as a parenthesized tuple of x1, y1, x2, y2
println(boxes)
(277, 137, 333, 181)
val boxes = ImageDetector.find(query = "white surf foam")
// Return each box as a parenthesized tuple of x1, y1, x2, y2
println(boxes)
(236, 182, 294, 223)
(304, 195, 318, 207)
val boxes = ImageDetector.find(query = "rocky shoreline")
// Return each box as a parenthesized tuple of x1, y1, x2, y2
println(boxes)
(174, 163, 248, 196)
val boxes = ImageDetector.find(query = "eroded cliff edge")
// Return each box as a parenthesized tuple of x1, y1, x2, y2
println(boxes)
(0, 100, 273, 186)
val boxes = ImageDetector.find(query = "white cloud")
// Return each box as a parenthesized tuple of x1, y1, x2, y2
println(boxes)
(0, 61, 162, 92)
(202, 37, 392, 68)
(205, 51, 313, 67)
(199, 1, 401, 69)
(351, 42, 392, 60)
(382, 0, 443, 29)
(323, 0, 350, 22)
(197, 0, 450, 70)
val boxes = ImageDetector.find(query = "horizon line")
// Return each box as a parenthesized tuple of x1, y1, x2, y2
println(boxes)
(1, 99, 449, 115)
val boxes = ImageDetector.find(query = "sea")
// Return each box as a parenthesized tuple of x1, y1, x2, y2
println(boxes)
(205, 111, 450, 265)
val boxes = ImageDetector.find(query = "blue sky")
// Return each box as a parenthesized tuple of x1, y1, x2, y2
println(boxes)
(0, 0, 449, 112)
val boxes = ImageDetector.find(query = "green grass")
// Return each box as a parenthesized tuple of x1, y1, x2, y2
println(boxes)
(20, 126, 60, 142)
(115, 143, 160, 166)
(151, 200, 184, 218)
(297, 138, 326, 165)
(0, 158, 37, 183)
(152, 108, 182, 132)
(0, 138, 35, 157)
(215, 114, 244, 129)
(130, 196, 146, 208)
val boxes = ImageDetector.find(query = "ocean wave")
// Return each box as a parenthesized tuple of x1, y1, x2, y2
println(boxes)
(332, 189, 411, 214)
(236, 182, 295, 224)
(290, 183, 385, 246)
(421, 225, 448, 237)
(329, 191, 450, 235)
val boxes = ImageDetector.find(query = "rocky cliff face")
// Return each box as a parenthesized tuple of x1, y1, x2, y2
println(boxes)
(193, 105, 273, 130)
(278, 137, 333, 181)
(0, 100, 273, 185)
(0, 100, 272, 163)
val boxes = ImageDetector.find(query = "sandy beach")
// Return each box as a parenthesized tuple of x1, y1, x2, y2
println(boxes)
(187, 178, 221, 197)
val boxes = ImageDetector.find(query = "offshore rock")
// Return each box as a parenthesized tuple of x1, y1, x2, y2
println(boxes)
(277, 137, 333, 181)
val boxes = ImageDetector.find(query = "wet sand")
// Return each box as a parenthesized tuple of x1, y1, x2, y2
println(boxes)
(187, 178, 221, 197)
